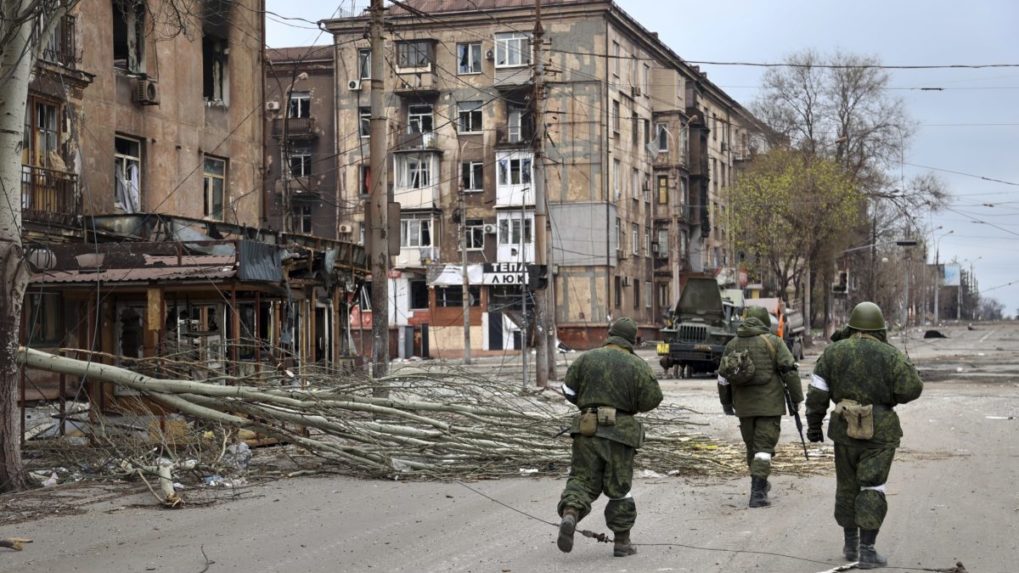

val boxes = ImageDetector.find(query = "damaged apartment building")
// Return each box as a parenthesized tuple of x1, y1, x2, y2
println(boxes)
(19, 0, 367, 431)
(323, 0, 764, 355)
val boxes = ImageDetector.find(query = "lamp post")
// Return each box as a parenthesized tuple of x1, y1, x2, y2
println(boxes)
(932, 229, 954, 324)
(958, 256, 982, 320)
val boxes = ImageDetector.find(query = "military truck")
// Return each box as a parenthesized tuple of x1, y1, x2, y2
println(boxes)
(657, 277, 742, 377)
(744, 297, 806, 360)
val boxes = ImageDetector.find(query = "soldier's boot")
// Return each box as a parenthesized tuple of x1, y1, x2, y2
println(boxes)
(557, 508, 578, 553)
(749, 476, 770, 508)
(858, 529, 888, 569)
(612, 530, 637, 557)
(842, 527, 860, 561)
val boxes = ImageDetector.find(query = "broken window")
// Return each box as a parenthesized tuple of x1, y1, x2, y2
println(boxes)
(113, 0, 145, 73)
(495, 32, 530, 67)
(396, 40, 433, 69)
(409, 280, 429, 309)
(457, 101, 483, 133)
(407, 104, 433, 134)
(288, 150, 312, 177)
(114, 135, 141, 213)
(359, 107, 371, 137)
(358, 48, 371, 79)
(294, 203, 313, 233)
(465, 219, 484, 250)
(203, 155, 226, 220)
(461, 161, 483, 192)
(288, 92, 311, 118)
(400, 216, 432, 248)
(506, 106, 532, 143)
(23, 99, 60, 168)
(457, 42, 481, 74)
(202, 0, 230, 103)
(26, 293, 64, 345)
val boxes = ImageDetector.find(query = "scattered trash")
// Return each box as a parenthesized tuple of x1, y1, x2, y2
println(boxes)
(173, 482, 186, 491)
(639, 469, 665, 478)
(518, 468, 539, 475)
(956, 367, 964, 373)
(203, 474, 226, 487)
(923, 330, 947, 339)
(223, 442, 252, 471)
(41, 472, 59, 487)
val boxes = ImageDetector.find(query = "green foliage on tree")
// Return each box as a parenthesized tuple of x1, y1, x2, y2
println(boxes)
(731, 149, 863, 301)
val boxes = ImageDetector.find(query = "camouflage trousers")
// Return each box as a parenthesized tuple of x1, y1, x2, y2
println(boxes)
(738, 416, 781, 478)
(557, 435, 637, 534)
(833, 443, 896, 530)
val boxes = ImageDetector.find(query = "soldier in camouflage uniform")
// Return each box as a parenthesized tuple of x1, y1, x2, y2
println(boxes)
(807, 302, 923, 569)
(557, 317, 663, 557)
(717, 306, 803, 507)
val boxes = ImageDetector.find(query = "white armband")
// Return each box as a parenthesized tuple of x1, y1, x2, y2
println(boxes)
(810, 374, 829, 392)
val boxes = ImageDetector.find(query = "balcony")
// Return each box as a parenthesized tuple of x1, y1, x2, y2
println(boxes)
(37, 15, 78, 68)
(272, 116, 318, 140)
(22, 165, 80, 226)
(494, 126, 532, 149)
(273, 176, 321, 197)
(393, 71, 438, 96)
(394, 131, 439, 152)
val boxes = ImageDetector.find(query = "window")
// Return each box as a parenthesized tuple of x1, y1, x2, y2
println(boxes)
(614, 276, 621, 308)
(203, 155, 226, 220)
(359, 107, 371, 137)
(631, 112, 639, 146)
(465, 218, 484, 250)
(644, 226, 651, 257)
(643, 118, 651, 145)
(24, 100, 59, 167)
(408, 104, 433, 134)
(611, 41, 620, 77)
(457, 42, 482, 74)
(400, 216, 432, 247)
(498, 216, 532, 245)
(288, 92, 310, 118)
(497, 156, 531, 186)
(495, 32, 530, 67)
(409, 280, 429, 309)
(396, 40, 433, 69)
(643, 175, 651, 203)
(612, 159, 621, 198)
(656, 123, 669, 152)
(26, 293, 63, 345)
(657, 175, 668, 205)
(359, 164, 371, 197)
(634, 279, 640, 309)
(614, 217, 621, 252)
(631, 223, 639, 255)
(457, 101, 483, 133)
(712, 113, 718, 140)
(462, 161, 483, 192)
(294, 203, 313, 233)
(113, 0, 145, 72)
(657, 283, 669, 309)
(507, 106, 531, 143)
(643, 64, 650, 95)
(656, 227, 669, 257)
(631, 168, 639, 202)
(645, 282, 653, 309)
(114, 136, 141, 212)
(202, 32, 227, 103)
(437, 286, 481, 307)
(41, 14, 75, 66)
(358, 48, 371, 79)
(397, 155, 433, 189)
(288, 150, 311, 177)
(611, 100, 620, 135)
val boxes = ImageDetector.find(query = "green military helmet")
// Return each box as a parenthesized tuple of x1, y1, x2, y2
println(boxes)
(848, 301, 886, 331)
(608, 316, 638, 344)
(743, 306, 770, 324)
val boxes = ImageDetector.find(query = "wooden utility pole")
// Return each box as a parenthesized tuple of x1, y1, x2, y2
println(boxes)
(458, 146, 471, 365)
(532, 0, 553, 387)
(368, 0, 390, 381)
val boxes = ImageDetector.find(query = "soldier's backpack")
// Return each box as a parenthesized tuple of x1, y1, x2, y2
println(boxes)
(718, 334, 776, 386)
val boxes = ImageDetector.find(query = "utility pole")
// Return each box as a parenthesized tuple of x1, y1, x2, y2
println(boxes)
(521, 190, 529, 391)
(459, 145, 471, 365)
(368, 0, 390, 382)
(532, 0, 552, 387)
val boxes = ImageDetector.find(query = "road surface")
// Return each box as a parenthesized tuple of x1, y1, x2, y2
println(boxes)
(1, 322, 1016, 572)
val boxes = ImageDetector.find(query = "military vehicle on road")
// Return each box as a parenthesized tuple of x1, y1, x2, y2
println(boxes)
(657, 276, 742, 377)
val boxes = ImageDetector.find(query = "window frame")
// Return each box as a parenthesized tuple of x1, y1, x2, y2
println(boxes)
(359, 107, 371, 138)
(465, 218, 485, 250)
(407, 104, 434, 134)
(396, 40, 433, 71)
(398, 154, 433, 189)
(462, 161, 483, 192)
(294, 202, 313, 233)
(358, 48, 371, 79)
(288, 92, 311, 119)
(457, 100, 483, 134)
(400, 215, 433, 248)
(457, 42, 482, 74)
(494, 32, 531, 68)
(631, 223, 639, 256)
(202, 155, 227, 220)
(114, 135, 142, 210)
(656, 123, 669, 152)
(288, 150, 312, 178)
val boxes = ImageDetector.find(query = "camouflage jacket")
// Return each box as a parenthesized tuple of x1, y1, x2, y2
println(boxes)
(717, 318, 803, 417)
(807, 332, 923, 448)
(561, 336, 663, 448)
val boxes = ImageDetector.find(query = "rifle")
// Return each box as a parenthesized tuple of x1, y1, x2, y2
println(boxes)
(785, 389, 809, 460)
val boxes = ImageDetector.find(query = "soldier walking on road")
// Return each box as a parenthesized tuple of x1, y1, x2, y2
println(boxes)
(806, 302, 923, 569)
(557, 317, 663, 557)
(717, 306, 803, 507)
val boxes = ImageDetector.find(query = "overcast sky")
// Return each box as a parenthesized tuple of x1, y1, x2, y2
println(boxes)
(266, 0, 1019, 318)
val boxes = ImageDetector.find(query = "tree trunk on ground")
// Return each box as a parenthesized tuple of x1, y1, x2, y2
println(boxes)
(0, 0, 35, 494)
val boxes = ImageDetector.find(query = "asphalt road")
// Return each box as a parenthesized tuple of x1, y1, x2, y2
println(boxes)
(2, 322, 1017, 573)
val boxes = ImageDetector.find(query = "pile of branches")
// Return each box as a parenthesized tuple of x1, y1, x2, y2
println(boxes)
(17, 348, 814, 481)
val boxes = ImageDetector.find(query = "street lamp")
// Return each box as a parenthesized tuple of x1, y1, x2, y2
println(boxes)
(957, 256, 982, 321)
(932, 229, 954, 324)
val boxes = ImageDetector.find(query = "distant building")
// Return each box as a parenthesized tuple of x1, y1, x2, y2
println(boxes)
(323, 0, 763, 354)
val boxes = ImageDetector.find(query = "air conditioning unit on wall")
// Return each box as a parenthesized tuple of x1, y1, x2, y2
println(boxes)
(133, 78, 159, 105)
(266, 100, 280, 111)
(338, 223, 353, 234)
(483, 223, 497, 235)
(348, 79, 362, 91)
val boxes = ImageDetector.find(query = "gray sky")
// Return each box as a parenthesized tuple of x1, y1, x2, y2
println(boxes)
(266, 0, 1019, 317)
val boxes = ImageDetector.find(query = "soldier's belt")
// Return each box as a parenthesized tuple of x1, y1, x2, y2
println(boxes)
(580, 406, 636, 416)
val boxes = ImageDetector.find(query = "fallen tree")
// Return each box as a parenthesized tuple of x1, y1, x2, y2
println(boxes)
(16, 347, 821, 482)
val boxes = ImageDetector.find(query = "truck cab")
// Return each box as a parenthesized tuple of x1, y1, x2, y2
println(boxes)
(657, 277, 741, 377)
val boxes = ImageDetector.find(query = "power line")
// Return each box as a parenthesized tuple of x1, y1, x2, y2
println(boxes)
(903, 162, 1019, 187)
(684, 59, 1019, 70)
